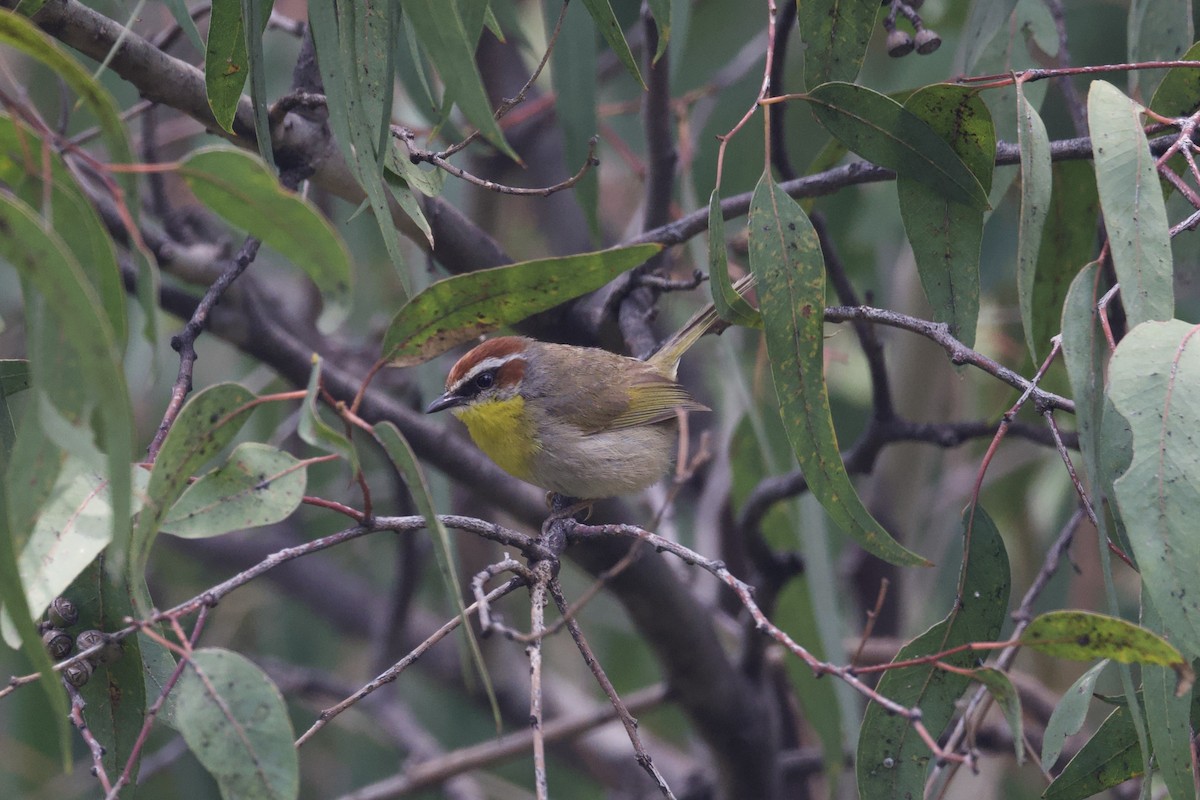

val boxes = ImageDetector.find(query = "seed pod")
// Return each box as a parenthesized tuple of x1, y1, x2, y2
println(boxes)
(64, 659, 93, 688)
(48, 597, 79, 628)
(914, 28, 942, 55)
(886, 29, 914, 58)
(42, 629, 74, 660)
(76, 630, 123, 666)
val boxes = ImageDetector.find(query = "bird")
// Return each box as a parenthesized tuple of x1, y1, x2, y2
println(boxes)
(425, 279, 750, 499)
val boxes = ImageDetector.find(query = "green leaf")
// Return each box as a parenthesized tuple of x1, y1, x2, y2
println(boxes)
(708, 190, 761, 328)
(1021, 610, 1191, 677)
(372, 422, 501, 727)
(748, 172, 928, 567)
(1149, 40, 1200, 118)
(0, 360, 29, 396)
(1041, 659, 1109, 769)
(205, 0, 249, 134)
(131, 384, 257, 612)
(857, 508, 1010, 796)
(1109, 320, 1200, 659)
(645, 0, 671, 61)
(70, 558, 150, 782)
(1015, 79, 1053, 361)
(897, 85, 994, 349)
(1088, 81, 1174, 327)
(382, 243, 662, 365)
(310, 1, 412, 295)
(0, 115, 128, 348)
(1126, 0, 1193, 97)
(160, 0, 204, 51)
(298, 356, 359, 473)
(972, 668, 1024, 763)
(0, 10, 137, 210)
(0, 460, 148, 647)
(176, 648, 299, 800)
(0, 193, 133, 601)
(179, 147, 353, 332)
(803, 82, 990, 210)
(0, 401, 69, 762)
(798, 0, 878, 88)
(163, 443, 307, 538)
(1141, 591, 1195, 800)
(579, 0, 645, 89)
(241, 0, 276, 170)
(403, 0, 519, 159)
(548, 0, 600, 241)
(1043, 702, 1144, 800)
(1031, 161, 1100, 363)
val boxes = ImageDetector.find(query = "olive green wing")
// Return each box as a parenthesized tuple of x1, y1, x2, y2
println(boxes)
(604, 371, 709, 431)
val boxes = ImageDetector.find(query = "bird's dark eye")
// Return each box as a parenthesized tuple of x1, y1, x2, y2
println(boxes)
(474, 371, 496, 390)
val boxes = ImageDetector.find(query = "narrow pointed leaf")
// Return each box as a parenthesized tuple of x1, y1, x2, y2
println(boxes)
(645, 0, 671, 61)
(1016, 80, 1053, 360)
(748, 172, 928, 567)
(176, 648, 299, 800)
(1041, 659, 1109, 769)
(298, 356, 360, 474)
(708, 190, 761, 328)
(1088, 81, 1173, 326)
(804, 82, 990, 209)
(1141, 591, 1196, 800)
(180, 147, 352, 332)
(383, 244, 662, 365)
(242, 0, 276, 169)
(1110, 320, 1200, 659)
(799, 0, 877, 88)
(1043, 703, 1144, 800)
(205, 0, 249, 134)
(404, 0, 519, 158)
(579, 0, 645, 89)
(972, 668, 1024, 763)
(548, 0, 600, 240)
(898, 85, 993, 348)
(857, 508, 1009, 796)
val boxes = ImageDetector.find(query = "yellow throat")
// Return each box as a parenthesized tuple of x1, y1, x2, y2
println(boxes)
(452, 395, 541, 482)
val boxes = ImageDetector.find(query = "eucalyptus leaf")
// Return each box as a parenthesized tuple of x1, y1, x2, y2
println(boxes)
(383, 244, 662, 366)
(1021, 610, 1192, 680)
(798, 0, 877, 88)
(1015, 79, 1053, 361)
(1041, 659, 1109, 769)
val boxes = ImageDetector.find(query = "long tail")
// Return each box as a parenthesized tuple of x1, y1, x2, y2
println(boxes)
(647, 273, 757, 377)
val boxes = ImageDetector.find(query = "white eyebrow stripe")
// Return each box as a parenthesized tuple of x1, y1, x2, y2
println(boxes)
(448, 354, 524, 393)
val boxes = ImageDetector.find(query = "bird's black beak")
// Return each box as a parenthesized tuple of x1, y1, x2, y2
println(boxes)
(425, 393, 463, 414)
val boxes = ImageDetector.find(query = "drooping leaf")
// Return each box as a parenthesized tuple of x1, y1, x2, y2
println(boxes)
(403, 0, 519, 158)
(798, 0, 878, 88)
(897, 85, 994, 349)
(159, 0, 204, 50)
(972, 668, 1024, 763)
(1149, 40, 1200, 118)
(1021, 610, 1192, 680)
(1015, 79, 1053, 361)
(1109, 320, 1200, 659)
(857, 508, 1010, 797)
(1031, 161, 1100, 362)
(179, 147, 353, 332)
(579, 0, 645, 89)
(241, 0, 276, 169)
(548, 0, 600, 241)
(163, 443, 307, 538)
(382, 244, 662, 365)
(176, 648, 299, 800)
(205, 0, 250, 134)
(0, 194, 133, 596)
(1088, 81, 1174, 326)
(372, 422, 501, 727)
(298, 356, 360, 474)
(1141, 591, 1196, 800)
(708, 190, 761, 328)
(803, 82, 990, 210)
(1041, 659, 1110, 769)
(748, 171, 928, 567)
(645, 0, 671, 61)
